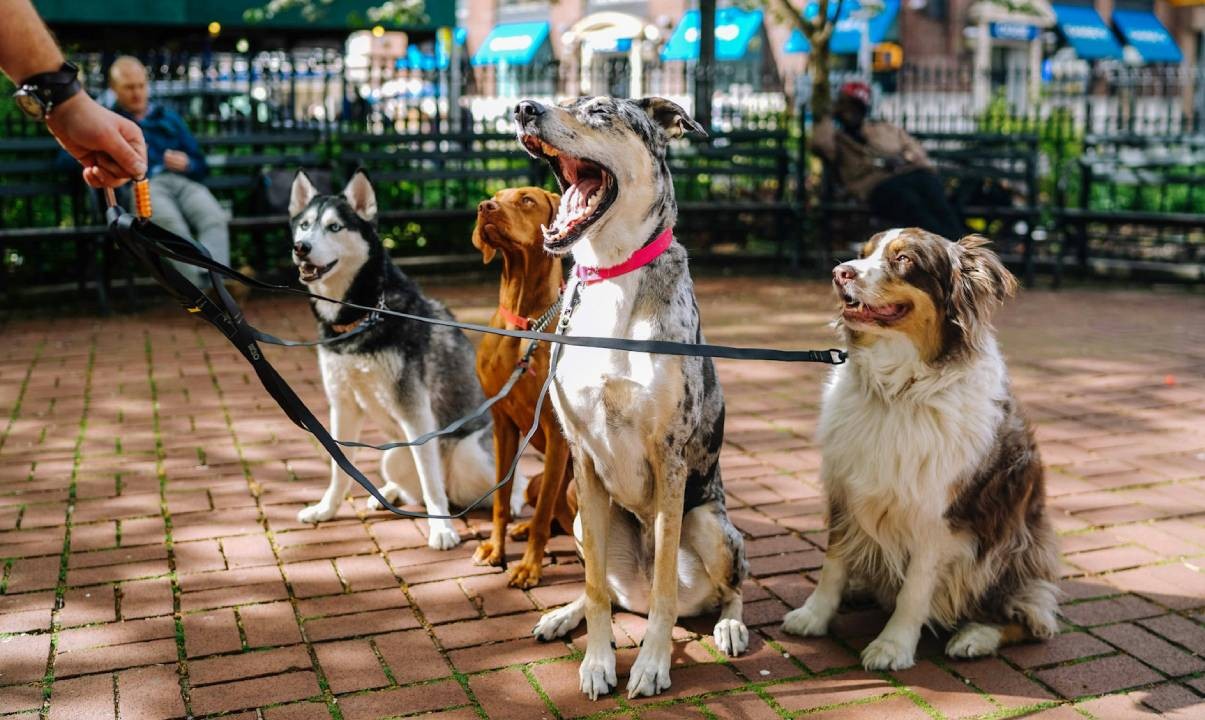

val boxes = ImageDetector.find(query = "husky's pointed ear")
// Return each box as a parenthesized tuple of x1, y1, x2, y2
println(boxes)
(342, 169, 378, 222)
(635, 97, 707, 139)
(289, 170, 318, 218)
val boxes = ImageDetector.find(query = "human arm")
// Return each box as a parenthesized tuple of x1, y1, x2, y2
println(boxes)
(164, 110, 208, 181)
(896, 126, 932, 169)
(0, 0, 146, 187)
(809, 116, 838, 163)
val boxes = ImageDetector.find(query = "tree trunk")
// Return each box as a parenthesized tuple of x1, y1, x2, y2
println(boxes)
(767, 0, 842, 120)
(810, 44, 833, 119)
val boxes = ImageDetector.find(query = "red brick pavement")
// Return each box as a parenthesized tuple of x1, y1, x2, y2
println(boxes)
(0, 278, 1203, 719)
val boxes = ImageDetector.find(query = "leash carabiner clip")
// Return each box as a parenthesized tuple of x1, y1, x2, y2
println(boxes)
(828, 349, 848, 365)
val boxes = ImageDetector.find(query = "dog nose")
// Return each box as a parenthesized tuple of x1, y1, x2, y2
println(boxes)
(832, 264, 857, 286)
(514, 100, 545, 123)
(478, 199, 498, 214)
(293, 241, 311, 258)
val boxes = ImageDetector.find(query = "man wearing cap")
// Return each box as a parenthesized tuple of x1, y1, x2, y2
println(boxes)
(811, 81, 962, 240)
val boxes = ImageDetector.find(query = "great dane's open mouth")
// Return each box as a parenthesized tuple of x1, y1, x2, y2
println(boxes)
(518, 134, 618, 252)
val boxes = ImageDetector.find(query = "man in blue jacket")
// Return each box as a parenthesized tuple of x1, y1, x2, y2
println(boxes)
(109, 56, 228, 285)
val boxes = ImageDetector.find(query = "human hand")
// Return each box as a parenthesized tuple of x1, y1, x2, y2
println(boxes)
(163, 149, 190, 173)
(44, 92, 147, 188)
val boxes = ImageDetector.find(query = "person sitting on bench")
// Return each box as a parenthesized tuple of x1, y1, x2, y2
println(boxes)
(108, 56, 229, 286)
(811, 81, 962, 240)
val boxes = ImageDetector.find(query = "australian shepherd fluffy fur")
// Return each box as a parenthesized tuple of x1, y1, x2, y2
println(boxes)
(782, 228, 1060, 671)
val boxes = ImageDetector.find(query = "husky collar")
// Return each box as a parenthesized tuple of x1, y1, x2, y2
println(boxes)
(575, 226, 673, 286)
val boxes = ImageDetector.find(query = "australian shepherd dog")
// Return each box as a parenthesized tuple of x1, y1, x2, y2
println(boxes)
(782, 228, 1059, 671)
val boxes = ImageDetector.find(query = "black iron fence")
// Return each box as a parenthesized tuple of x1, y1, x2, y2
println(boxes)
(2, 50, 1203, 304)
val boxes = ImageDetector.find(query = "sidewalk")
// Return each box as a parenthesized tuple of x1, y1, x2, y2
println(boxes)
(0, 278, 1202, 719)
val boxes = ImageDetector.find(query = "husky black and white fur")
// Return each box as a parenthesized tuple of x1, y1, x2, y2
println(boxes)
(514, 97, 749, 700)
(782, 228, 1059, 671)
(288, 171, 522, 549)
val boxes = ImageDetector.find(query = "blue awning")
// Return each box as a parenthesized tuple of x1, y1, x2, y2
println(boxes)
(1113, 9, 1182, 63)
(991, 22, 1040, 42)
(472, 22, 550, 66)
(1052, 4, 1123, 60)
(661, 7, 764, 62)
(784, 0, 900, 55)
(397, 29, 468, 71)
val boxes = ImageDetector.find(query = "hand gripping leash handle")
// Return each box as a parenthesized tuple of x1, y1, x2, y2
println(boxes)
(103, 176, 152, 219)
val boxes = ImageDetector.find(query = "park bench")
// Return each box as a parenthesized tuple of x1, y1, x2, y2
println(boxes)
(813, 131, 1042, 285)
(1054, 133, 1205, 283)
(197, 129, 330, 268)
(338, 130, 543, 216)
(668, 128, 798, 266)
(0, 136, 112, 307)
(334, 130, 545, 260)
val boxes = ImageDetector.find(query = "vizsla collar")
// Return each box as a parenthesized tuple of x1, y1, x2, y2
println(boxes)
(497, 304, 532, 331)
(575, 227, 673, 286)
(497, 280, 567, 331)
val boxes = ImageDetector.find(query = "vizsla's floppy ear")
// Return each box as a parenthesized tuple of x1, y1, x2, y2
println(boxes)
(635, 97, 708, 139)
(342, 169, 377, 223)
(465, 215, 494, 266)
(471, 220, 496, 264)
(543, 189, 560, 227)
(289, 170, 318, 218)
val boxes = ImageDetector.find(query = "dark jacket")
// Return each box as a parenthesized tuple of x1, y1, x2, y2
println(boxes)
(811, 117, 932, 201)
(113, 102, 209, 182)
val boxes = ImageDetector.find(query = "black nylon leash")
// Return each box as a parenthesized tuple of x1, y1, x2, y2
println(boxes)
(105, 207, 846, 520)
(124, 216, 848, 366)
(108, 207, 556, 520)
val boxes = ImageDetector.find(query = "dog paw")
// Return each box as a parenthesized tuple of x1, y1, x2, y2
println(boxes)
(508, 520, 531, 541)
(782, 603, 831, 637)
(297, 503, 338, 524)
(713, 618, 749, 657)
(426, 523, 461, 550)
(861, 636, 916, 671)
(626, 643, 672, 698)
(1020, 607, 1060, 640)
(533, 604, 582, 641)
(472, 540, 504, 567)
(579, 651, 616, 701)
(365, 484, 402, 512)
(946, 624, 1002, 659)
(507, 559, 542, 589)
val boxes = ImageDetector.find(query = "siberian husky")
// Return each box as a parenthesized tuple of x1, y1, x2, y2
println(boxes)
(288, 170, 524, 549)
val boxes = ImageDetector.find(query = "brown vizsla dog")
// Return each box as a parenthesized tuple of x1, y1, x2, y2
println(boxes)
(471, 186, 576, 588)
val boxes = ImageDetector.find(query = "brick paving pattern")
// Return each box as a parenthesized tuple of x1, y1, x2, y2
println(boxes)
(1, 278, 1203, 719)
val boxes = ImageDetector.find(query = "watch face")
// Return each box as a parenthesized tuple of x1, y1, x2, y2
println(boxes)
(13, 90, 46, 120)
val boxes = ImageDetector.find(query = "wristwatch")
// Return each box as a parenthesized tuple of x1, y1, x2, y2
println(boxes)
(12, 61, 82, 120)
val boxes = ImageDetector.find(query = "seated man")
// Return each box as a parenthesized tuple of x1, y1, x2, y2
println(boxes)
(108, 56, 229, 285)
(811, 81, 963, 240)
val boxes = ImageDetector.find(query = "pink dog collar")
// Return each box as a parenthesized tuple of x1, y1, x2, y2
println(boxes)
(575, 227, 673, 286)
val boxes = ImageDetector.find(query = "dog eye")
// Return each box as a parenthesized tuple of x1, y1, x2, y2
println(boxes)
(327, 223, 342, 233)
(896, 254, 910, 264)
(521, 196, 535, 206)
(299, 220, 310, 231)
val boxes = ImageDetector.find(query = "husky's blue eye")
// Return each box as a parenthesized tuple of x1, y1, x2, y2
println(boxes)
(299, 220, 310, 231)
(328, 223, 342, 233)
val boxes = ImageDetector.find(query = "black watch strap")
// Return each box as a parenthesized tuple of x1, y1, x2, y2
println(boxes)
(19, 62, 82, 115)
